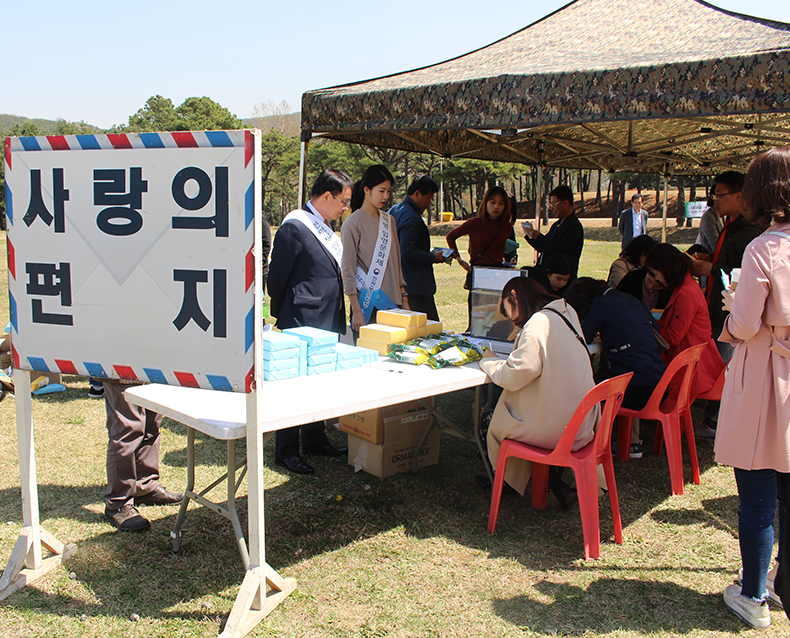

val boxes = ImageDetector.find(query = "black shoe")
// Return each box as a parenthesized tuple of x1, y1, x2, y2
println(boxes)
(275, 455, 315, 474)
(135, 485, 184, 506)
(548, 469, 577, 511)
(105, 504, 150, 532)
(475, 472, 517, 495)
(304, 443, 347, 457)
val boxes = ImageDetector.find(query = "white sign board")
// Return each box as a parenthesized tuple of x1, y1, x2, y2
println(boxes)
(685, 201, 708, 218)
(5, 130, 260, 392)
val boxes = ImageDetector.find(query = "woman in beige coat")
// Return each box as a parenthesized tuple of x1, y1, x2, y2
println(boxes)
(715, 147, 790, 629)
(478, 278, 597, 501)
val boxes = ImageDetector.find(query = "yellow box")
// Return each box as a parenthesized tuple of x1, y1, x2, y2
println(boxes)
(339, 400, 425, 444)
(355, 339, 390, 356)
(425, 320, 443, 335)
(441, 212, 454, 222)
(358, 324, 408, 344)
(406, 326, 418, 340)
(376, 309, 427, 328)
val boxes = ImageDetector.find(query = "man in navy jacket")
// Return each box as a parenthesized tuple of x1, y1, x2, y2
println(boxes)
(389, 175, 444, 321)
(267, 169, 353, 474)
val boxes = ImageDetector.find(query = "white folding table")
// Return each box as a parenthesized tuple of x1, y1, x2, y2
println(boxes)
(124, 360, 491, 637)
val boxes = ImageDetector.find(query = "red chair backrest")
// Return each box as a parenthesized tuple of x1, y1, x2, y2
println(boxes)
(548, 373, 634, 459)
(644, 343, 707, 415)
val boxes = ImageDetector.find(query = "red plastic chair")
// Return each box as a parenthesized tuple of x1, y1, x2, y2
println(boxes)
(616, 343, 707, 496)
(696, 367, 726, 402)
(487, 373, 633, 560)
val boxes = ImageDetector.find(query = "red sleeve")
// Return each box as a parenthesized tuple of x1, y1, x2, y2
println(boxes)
(659, 282, 698, 348)
(446, 218, 478, 254)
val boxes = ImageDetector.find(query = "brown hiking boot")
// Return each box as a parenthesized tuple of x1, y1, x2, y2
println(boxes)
(135, 485, 184, 507)
(104, 504, 150, 532)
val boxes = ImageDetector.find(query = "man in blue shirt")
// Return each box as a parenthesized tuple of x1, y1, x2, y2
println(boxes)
(389, 175, 445, 321)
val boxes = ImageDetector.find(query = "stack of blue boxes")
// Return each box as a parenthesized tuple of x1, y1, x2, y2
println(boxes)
(335, 342, 378, 370)
(282, 327, 338, 376)
(261, 331, 301, 381)
(262, 328, 384, 382)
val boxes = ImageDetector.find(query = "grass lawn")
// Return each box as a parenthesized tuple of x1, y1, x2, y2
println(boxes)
(2, 229, 785, 637)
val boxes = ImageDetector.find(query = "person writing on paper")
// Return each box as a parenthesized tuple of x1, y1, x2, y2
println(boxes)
(268, 168, 353, 474)
(714, 147, 790, 629)
(342, 165, 408, 333)
(564, 277, 666, 459)
(643, 244, 725, 402)
(477, 278, 597, 507)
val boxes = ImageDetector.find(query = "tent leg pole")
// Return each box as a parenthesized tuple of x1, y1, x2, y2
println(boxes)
(533, 166, 543, 266)
(297, 132, 311, 209)
(662, 165, 669, 243)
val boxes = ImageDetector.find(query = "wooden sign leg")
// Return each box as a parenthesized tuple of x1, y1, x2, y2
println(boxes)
(218, 390, 294, 638)
(0, 369, 76, 601)
(220, 565, 296, 638)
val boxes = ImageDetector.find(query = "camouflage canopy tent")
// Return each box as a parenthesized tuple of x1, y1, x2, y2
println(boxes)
(300, 0, 790, 180)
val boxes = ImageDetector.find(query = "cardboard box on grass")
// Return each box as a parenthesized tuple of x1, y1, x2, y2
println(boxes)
(339, 399, 424, 444)
(348, 410, 440, 478)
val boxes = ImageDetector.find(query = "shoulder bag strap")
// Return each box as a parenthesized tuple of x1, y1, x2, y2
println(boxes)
(543, 307, 594, 373)
(471, 219, 509, 265)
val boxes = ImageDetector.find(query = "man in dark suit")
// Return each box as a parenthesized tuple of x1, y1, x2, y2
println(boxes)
(389, 175, 444, 321)
(618, 194, 649, 249)
(524, 185, 584, 280)
(267, 169, 353, 474)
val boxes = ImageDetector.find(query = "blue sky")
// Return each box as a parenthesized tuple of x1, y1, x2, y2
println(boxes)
(5, 0, 789, 130)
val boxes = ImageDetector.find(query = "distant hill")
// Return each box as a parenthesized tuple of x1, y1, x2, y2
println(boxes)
(0, 113, 102, 134)
(242, 112, 300, 137)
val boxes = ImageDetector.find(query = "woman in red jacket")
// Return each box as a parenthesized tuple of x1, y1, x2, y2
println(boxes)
(644, 243, 725, 399)
(446, 186, 514, 329)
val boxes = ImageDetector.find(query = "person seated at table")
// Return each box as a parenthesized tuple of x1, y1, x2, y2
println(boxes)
(565, 277, 666, 459)
(643, 243, 725, 402)
(477, 277, 597, 507)
(607, 234, 658, 289)
(616, 253, 670, 313)
(522, 253, 572, 296)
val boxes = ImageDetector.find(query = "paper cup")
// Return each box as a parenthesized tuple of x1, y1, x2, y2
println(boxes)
(730, 268, 741, 290)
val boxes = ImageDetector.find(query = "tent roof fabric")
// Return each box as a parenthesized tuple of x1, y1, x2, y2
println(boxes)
(301, 0, 790, 173)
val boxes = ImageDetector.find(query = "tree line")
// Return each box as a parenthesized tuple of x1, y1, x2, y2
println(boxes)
(0, 95, 715, 229)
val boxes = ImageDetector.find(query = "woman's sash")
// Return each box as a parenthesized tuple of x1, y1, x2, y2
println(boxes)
(355, 211, 396, 321)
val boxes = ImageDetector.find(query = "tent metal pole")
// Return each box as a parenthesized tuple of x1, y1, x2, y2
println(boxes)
(298, 131, 311, 209)
(533, 165, 543, 267)
(535, 165, 543, 230)
(439, 158, 444, 221)
(661, 164, 669, 243)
